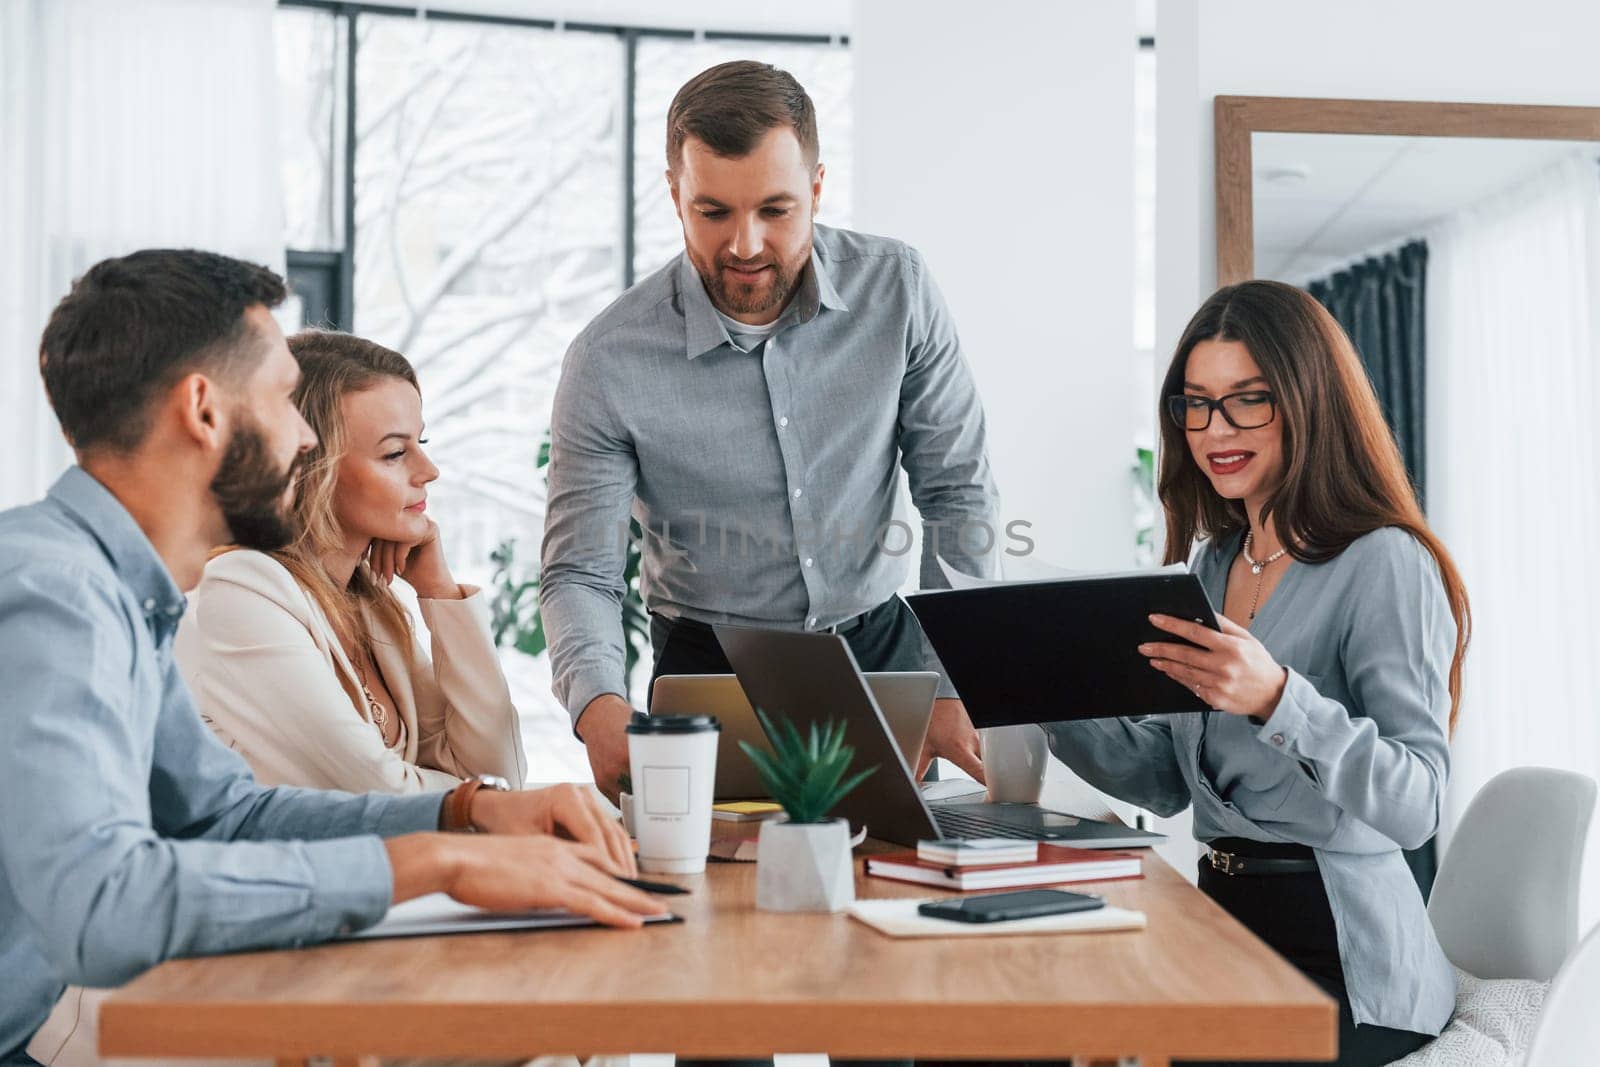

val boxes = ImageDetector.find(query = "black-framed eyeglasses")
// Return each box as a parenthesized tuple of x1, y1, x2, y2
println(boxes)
(1165, 391, 1277, 431)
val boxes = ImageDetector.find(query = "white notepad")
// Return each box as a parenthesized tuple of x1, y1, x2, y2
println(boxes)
(337, 892, 680, 940)
(847, 897, 1146, 938)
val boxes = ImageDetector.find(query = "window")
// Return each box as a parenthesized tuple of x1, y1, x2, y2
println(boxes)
(352, 17, 625, 579)
(276, 3, 852, 780)
(275, 7, 347, 327)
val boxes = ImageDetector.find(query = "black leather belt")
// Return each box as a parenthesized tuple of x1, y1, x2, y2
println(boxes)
(818, 597, 896, 636)
(1207, 847, 1319, 877)
(820, 610, 870, 635)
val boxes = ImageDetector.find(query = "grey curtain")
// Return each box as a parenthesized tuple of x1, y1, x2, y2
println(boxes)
(1306, 240, 1429, 505)
(1307, 240, 1436, 898)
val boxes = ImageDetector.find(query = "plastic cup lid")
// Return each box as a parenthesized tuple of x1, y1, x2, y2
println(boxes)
(625, 713, 721, 734)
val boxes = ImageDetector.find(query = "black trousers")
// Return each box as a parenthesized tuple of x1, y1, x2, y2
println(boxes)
(1178, 839, 1432, 1067)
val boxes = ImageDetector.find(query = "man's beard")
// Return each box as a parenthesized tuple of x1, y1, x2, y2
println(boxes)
(209, 417, 299, 551)
(693, 241, 810, 319)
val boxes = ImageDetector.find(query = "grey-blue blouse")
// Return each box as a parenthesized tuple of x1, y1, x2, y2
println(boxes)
(1043, 526, 1456, 1035)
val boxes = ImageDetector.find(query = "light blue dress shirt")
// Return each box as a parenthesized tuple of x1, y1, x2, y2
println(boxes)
(540, 224, 1001, 723)
(1044, 527, 1457, 1035)
(0, 468, 445, 1061)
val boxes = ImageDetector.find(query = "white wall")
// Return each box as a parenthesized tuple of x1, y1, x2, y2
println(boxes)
(851, 0, 1137, 571)
(1156, 0, 1600, 356)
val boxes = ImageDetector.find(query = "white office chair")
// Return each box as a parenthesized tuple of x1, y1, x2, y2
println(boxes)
(1524, 922, 1600, 1065)
(1390, 768, 1596, 1066)
(1429, 766, 1597, 980)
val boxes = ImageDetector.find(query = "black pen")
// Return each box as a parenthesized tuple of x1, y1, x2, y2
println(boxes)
(616, 875, 690, 895)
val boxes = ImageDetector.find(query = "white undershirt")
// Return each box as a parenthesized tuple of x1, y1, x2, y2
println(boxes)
(714, 307, 786, 353)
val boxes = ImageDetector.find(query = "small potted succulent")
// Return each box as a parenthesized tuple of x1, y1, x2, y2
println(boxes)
(739, 710, 877, 913)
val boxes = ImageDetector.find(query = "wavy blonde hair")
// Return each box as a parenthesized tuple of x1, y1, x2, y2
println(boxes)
(272, 330, 421, 689)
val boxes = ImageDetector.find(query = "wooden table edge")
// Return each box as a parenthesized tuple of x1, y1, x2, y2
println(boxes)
(102, 997, 1338, 1060)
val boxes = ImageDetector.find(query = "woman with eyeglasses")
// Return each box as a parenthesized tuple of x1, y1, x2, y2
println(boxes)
(1044, 281, 1470, 1066)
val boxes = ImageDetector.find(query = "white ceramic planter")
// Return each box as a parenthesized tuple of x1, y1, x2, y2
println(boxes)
(755, 816, 856, 913)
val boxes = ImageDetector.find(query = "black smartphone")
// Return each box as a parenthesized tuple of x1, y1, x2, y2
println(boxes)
(917, 888, 1106, 924)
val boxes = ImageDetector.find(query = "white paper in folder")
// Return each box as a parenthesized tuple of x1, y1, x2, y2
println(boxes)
(935, 555, 1186, 591)
(337, 893, 680, 940)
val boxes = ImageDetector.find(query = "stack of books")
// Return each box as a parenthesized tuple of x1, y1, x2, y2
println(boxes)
(865, 838, 1143, 890)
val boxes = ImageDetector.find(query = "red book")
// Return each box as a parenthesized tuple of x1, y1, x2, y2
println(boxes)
(864, 843, 1143, 891)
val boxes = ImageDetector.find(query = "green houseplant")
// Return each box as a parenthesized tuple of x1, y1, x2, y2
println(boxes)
(739, 710, 877, 913)
(1133, 444, 1158, 566)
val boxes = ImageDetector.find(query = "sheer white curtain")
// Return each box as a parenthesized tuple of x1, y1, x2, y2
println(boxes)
(0, 0, 283, 509)
(1427, 152, 1600, 930)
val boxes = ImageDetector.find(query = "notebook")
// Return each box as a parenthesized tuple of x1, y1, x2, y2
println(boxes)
(917, 838, 1039, 866)
(713, 801, 784, 822)
(336, 893, 681, 940)
(865, 843, 1143, 891)
(847, 896, 1146, 939)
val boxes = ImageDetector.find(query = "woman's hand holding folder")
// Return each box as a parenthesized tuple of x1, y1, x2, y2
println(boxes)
(1140, 613, 1288, 719)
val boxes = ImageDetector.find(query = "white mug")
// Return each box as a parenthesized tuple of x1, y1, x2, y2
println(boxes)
(626, 714, 720, 874)
(980, 723, 1049, 804)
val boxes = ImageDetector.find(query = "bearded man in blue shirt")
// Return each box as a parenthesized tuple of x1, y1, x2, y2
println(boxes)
(0, 249, 664, 1064)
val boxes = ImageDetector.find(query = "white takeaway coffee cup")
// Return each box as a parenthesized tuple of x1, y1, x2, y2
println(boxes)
(625, 713, 721, 874)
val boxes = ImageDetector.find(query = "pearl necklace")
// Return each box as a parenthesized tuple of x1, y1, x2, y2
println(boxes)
(1242, 530, 1288, 621)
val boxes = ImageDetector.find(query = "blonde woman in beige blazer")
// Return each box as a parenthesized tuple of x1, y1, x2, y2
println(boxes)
(176, 328, 526, 793)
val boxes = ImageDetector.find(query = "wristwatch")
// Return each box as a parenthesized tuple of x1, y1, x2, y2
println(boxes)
(440, 774, 512, 833)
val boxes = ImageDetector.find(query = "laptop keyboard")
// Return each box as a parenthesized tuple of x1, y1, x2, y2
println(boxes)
(933, 807, 1053, 840)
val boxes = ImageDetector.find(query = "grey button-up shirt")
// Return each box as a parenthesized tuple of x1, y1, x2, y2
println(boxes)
(541, 224, 1000, 724)
(1043, 527, 1457, 1035)
(0, 468, 444, 1061)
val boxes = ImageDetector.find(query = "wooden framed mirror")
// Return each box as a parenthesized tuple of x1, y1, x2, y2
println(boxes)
(1214, 95, 1600, 284)
(1209, 95, 1600, 897)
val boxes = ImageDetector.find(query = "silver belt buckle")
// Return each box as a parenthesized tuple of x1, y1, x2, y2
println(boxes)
(1209, 849, 1238, 875)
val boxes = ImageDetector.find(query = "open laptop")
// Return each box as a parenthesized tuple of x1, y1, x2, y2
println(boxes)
(651, 672, 938, 801)
(714, 623, 1167, 849)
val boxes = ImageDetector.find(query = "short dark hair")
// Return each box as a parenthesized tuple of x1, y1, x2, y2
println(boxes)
(666, 60, 819, 173)
(39, 249, 287, 451)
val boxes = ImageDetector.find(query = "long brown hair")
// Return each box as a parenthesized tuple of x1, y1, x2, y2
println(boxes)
(1158, 281, 1471, 732)
(273, 330, 421, 681)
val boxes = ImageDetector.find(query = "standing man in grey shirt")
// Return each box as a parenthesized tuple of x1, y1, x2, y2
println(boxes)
(0, 250, 661, 1064)
(542, 61, 1002, 797)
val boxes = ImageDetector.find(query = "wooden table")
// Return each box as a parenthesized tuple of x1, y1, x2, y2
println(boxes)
(100, 782, 1336, 1066)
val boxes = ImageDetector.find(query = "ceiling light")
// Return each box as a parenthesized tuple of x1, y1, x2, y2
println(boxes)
(1258, 164, 1312, 187)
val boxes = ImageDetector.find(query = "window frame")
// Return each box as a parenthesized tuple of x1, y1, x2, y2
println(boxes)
(277, 0, 852, 329)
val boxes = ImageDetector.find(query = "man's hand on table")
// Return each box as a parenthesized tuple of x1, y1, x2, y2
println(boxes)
(917, 697, 987, 783)
(576, 693, 637, 803)
(385, 833, 666, 928)
(471, 782, 636, 876)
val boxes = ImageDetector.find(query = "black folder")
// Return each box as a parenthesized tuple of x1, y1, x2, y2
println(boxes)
(905, 572, 1222, 727)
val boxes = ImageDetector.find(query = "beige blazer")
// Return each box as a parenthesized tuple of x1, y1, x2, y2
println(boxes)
(175, 549, 526, 792)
